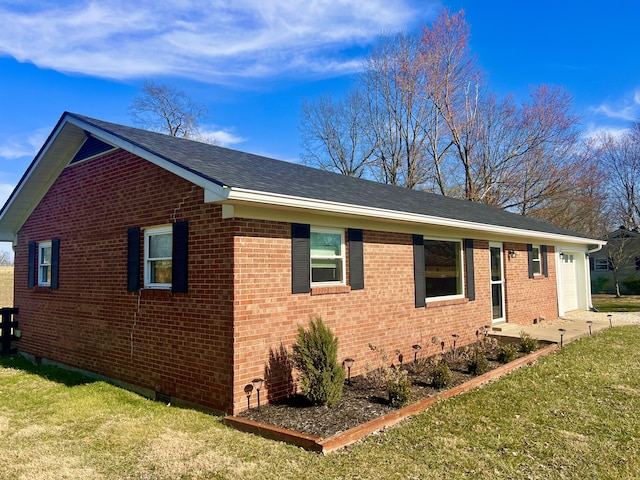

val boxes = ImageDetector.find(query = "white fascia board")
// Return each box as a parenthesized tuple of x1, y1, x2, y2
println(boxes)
(66, 117, 228, 198)
(224, 187, 605, 246)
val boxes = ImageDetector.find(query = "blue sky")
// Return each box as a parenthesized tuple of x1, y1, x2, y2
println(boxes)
(1, 0, 639, 253)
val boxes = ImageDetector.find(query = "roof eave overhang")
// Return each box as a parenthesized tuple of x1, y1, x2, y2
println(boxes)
(217, 187, 605, 247)
(0, 114, 230, 238)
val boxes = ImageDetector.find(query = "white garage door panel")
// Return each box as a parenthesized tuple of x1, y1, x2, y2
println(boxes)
(561, 253, 578, 311)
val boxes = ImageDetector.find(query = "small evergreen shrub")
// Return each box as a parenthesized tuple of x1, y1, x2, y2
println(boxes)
(519, 331, 538, 354)
(291, 316, 344, 407)
(467, 347, 490, 375)
(497, 344, 517, 364)
(431, 362, 453, 389)
(386, 369, 412, 408)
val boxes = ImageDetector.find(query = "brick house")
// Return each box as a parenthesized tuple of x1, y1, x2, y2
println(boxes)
(0, 113, 605, 414)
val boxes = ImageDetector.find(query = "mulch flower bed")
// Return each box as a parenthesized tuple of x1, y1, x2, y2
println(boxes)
(237, 337, 535, 439)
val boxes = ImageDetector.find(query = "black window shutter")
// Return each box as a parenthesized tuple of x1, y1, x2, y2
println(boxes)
(589, 256, 595, 271)
(541, 245, 548, 277)
(127, 227, 141, 292)
(348, 228, 364, 290)
(413, 234, 425, 308)
(172, 221, 189, 294)
(636, 256, 640, 271)
(527, 244, 534, 279)
(291, 223, 311, 294)
(27, 241, 36, 288)
(51, 238, 60, 289)
(464, 238, 475, 301)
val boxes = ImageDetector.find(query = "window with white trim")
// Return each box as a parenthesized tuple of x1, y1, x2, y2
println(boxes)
(594, 258, 609, 271)
(144, 226, 172, 288)
(310, 227, 345, 286)
(424, 239, 464, 300)
(532, 245, 541, 275)
(38, 241, 52, 286)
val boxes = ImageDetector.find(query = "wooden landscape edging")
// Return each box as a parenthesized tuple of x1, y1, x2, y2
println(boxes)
(224, 343, 559, 454)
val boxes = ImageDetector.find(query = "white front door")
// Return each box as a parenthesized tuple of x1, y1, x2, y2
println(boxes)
(561, 252, 579, 311)
(490, 242, 505, 323)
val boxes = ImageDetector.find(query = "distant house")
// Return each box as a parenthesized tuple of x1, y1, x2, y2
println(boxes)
(0, 113, 605, 414)
(590, 227, 640, 295)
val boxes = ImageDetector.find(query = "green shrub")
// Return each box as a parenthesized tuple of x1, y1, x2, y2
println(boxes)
(622, 276, 640, 295)
(519, 331, 538, 354)
(467, 347, 490, 375)
(431, 362, 453, 389)
(386, 369, 412, 408)
(497, 344, 517, 364)
(591, 276, 611, 294)
(291, 316, 344, 407)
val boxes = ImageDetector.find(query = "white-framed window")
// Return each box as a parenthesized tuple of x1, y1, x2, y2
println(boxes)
(310, 227, 346, 286)
(594, 258, 609, 271)
(532, 245, 541, 275)
(38, 241, 52, 286)
(144, 226, 172, 289)
(424, 238, 464, 301)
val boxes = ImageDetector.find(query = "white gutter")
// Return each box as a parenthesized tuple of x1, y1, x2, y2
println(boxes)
(224, 187, 606, 246)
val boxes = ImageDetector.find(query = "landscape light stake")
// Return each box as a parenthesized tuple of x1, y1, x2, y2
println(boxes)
(344, 358, 355, 385)
(608, 314, 613, 328)
(587, 320, 593, 336)
(412, 344, 422, 362)
(452, 334, 460, 359)
(244, 384, 254, 411)
(484, 325, 490, 338)
(559, 328, 566, 348)
(252, 378, 264, 411)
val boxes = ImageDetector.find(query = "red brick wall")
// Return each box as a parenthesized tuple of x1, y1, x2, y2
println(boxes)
(15, 150, 236, 413)
(231, 228, 559, 413)
(503, 242, 558, 326)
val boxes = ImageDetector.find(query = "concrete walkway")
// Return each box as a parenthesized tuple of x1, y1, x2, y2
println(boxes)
(490, 310, 640, 345)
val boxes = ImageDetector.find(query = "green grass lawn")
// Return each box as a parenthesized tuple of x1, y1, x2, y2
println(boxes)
(2, 327, 640, 479)
(592, 294, 640, 312)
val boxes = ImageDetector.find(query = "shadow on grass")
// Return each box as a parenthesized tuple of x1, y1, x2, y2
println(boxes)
(0, 355, 97, 388)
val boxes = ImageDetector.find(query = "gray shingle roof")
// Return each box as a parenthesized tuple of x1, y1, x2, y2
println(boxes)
(70, 112, 592, 240)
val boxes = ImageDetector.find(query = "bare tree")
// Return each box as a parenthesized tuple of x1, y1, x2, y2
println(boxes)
(0, 250, 13, 266)
(361, 32, 435, 189)
(300, 90, 374, 177)
(130, 81, 207, 138)
(599, 123, 640, 229)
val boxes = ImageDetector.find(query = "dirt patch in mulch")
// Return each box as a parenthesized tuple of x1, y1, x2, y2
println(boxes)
(238, 339, 532, 438)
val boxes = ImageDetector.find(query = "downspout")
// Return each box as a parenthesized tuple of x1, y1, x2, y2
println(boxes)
(586, 244, 605, 311)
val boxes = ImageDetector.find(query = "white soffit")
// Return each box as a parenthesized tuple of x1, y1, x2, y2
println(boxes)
(222, 187, 605, 246)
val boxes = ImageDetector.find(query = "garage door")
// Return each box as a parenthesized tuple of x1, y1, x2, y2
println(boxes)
(561, 252, 578, 311)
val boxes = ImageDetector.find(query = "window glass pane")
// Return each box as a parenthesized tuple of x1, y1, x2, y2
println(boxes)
(492, 283, 503, 319)
(149, 233, 172, 258)
(490, 246, 502, 282)
(150, 259, 172, 284)
(311, 232, 341, 257)
(40, 266, 50, 284)
(311, 258, 343, 283)
(40, 246, 51, 265)
(532, 246, 541, 275)
(424, 240, 462, 298)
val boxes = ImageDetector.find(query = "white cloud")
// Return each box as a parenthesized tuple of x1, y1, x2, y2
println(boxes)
(0, 0, 435, 82)
(0, 128, 50, 160)
(592, 89, 640, 122)
(197, 127, 246, 147)
(0, 183, 16, 206)
(582, 123, 630, 142)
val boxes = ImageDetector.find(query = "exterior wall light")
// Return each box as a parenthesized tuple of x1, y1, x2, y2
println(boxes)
(508, 250, 517, 259)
